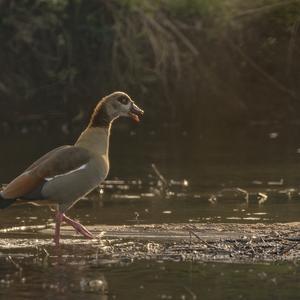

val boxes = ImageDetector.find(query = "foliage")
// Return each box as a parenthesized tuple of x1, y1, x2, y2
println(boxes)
(0, 0, 299, 132)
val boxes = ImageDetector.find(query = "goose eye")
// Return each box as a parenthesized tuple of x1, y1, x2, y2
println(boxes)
(118, 96, 129, 105)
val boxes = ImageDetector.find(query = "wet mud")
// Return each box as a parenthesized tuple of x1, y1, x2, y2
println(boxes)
(1, 222, 300, 263)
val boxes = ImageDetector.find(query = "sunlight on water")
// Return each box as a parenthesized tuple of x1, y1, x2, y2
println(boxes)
(2, 133, 300, 299)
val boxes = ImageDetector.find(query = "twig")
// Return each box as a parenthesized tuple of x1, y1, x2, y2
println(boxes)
(8, 256, 22, 271)
(258, 193, 268, 205)
(260, 236, 267, 245)
(183, 286, 197, 300)
(248, 240, 256, 256)
(285, 237, 300, 242)
(188, 230, 212, 248)
(279, 243, 298, 255)
(236, 187, 249, 202)
(151, 163, 168, 187)
(43, 248, 50, 257)
(208, 194, 217, 204)
(186, 226, 231, 253)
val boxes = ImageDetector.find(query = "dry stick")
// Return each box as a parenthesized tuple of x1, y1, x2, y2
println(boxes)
(188, 230, 212, 248)
(279, 243, 298, 255)
(236, 187, 249, 202)
(285, 237, 300, 242)
(218, 187, 249, 202)
(8, 256, 22, 271)
(185, 225, 210, 246)
(151, 163, 168, 188)
(186, 226, 231, 253)
(260, 236, 267, 246)
(229, 41, 299, 101)
(248, 240, 256, 257)
(284, 228, 300, 235)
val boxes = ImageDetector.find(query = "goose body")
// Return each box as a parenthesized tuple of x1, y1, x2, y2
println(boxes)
(0, 91, 144, 245)
(42, 127, 110, 212)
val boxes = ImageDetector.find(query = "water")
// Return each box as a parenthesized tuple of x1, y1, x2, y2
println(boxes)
(1, 126, 300, 299)
(1, 255, 300, 300)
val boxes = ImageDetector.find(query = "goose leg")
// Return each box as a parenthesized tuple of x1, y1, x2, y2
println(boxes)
(62, 214, 94, 239)
(54, 211, 63, 246)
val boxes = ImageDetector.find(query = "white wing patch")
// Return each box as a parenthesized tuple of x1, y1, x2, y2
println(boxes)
(45, 164, 87, 181)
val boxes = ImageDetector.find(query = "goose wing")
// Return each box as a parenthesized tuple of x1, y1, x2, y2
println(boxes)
(1, 146, 91, 199)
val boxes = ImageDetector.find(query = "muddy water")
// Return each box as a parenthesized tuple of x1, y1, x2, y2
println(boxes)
(1, 129, 300, 299)
(1, 252, 300, 300)
(0, 251, 300, 300)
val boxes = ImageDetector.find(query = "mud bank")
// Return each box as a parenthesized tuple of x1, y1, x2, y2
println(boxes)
(1, 222, 300, 263)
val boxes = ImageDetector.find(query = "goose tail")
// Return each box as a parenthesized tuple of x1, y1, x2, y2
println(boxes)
(0, 192, 16, 209)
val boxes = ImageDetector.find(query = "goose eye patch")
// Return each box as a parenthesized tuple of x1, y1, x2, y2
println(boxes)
(118, 96, 129, 105)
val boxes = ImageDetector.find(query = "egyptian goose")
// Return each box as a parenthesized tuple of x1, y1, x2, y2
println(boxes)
(0, 91, 144, 245)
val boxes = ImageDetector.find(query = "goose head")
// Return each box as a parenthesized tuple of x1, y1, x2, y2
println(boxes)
(89, 91, 144, 128)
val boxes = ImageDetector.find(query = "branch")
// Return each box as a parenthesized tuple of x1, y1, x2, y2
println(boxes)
(229, 41, 299, 101)
(234, 0, 300, 18)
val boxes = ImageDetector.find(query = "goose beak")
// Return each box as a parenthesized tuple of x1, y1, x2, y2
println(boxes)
(129, 103, 144, 122)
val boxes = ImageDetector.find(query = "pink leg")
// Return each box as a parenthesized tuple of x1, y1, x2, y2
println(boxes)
(62, 214, 94, 239)
(54, 211, 63, 246)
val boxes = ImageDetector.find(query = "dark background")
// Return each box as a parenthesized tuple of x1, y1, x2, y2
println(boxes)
(0, 0, 300, 183)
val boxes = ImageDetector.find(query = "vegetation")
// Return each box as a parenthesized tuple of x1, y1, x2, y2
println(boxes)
(0, 0, 299, 133)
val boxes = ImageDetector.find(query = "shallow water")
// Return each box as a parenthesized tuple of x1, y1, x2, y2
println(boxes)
(1, 249, 300, 299)
(2, 128, 300, 299)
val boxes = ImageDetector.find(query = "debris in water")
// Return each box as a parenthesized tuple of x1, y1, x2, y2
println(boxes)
(81, 277, 105, 292)
(258, 193, 268, 204)
(267, 179, 284, 186)
(151, 163, 170, 197)
(208, 195, 217, 204)
(183, 286, 197, 300)
(269, 132, 278, 139)
(243, 217, 260, 221)
(134, 212, 140, 223)
(169, 179, 189, 187)
(236, 188, 249, 202)
(252, 180, 263, 185)
(141, 193, 155, 198)
(146, 242, 161, 254)
(111, 194, 141, 200)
